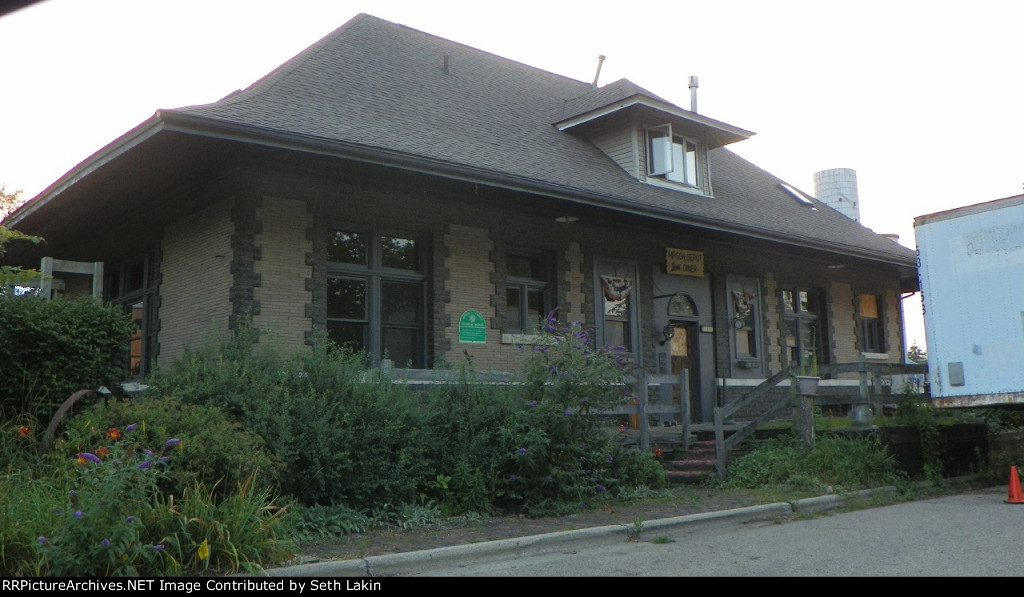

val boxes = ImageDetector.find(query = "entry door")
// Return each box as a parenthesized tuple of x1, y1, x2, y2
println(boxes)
(668, 322, 699, 421)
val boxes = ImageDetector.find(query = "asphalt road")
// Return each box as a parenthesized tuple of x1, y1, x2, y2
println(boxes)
(269, 484, 1021, 577)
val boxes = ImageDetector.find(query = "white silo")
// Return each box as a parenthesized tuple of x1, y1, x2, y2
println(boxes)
(813, 168, 860, 222)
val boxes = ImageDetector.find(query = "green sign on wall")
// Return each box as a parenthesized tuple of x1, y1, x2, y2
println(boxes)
(458, 310, 487, 343)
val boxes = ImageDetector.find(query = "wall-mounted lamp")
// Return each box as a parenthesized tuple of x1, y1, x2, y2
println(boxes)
(658, 324, 675, 345)
(554, 216, 579, 224)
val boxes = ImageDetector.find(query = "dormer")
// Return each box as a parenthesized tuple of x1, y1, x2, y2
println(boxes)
(555, 79, 754, 197)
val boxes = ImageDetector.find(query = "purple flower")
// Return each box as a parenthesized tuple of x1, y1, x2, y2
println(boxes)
(527, 400, 537, 408)
(143, 449, 154, 457)
(545, 475, 553, 482)
(101, 538, 111, 548)
(163, 438, 181, 448)
(597, 485, 607, 492)
(158, 456, 170, 463)
(607, 455, 614, 462)
(74, 510, 83, 519)
(139, 460, 152, 470)
(126, 516, 136, 523)
(516, 447, 527, 455)
(125, 423, 138, 432)
(564, 409, 571, 416)
(38, 536, 47, 544)
(77, 452, 102, 464)
(151, 544, 165, 551)
(508, 475, 517, 482)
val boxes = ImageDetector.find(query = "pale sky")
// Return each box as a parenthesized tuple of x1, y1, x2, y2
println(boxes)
(4, 0, 1024, 352)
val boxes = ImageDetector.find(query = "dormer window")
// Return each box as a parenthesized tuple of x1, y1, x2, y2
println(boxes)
(647, 124, 700, 187)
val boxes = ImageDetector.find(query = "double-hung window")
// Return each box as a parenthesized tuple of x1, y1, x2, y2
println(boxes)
(781, 286, 825, 374)
(504, 250, 550, 334)
(857, 293, 885, 353)
(596, 260, 638, 354)
(326, 228, 426, 368)
(106, 256, 154, 379)
(647, 124, 699, 187)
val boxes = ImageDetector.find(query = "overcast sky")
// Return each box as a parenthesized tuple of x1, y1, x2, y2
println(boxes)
(4, 0, 1023, 350)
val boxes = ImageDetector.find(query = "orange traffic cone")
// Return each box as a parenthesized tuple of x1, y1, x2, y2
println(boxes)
(1006, 466, 1024, 504)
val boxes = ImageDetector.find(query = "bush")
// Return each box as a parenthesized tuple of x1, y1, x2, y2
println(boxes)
(722, 433, 908, 492)
(63, 396, 283, 500)
(0, 296, 134, 421)
(143, 330, 433, 508)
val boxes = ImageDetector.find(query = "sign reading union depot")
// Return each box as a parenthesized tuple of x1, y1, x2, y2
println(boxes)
(458, 310, 487, 343)
(666, 248, 704, 277)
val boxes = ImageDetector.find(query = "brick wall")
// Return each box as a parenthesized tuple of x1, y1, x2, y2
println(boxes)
(441, 224, 506, 369)
(253, 196, 313, 353)
(158, 199, 234, 367)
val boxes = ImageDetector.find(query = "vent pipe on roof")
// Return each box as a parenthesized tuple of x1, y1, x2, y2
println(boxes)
(689, 76, 699, 113)
(592, 55, 606, 88)
(443, 54, 450, 74)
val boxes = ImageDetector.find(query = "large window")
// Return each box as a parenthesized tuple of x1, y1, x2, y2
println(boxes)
(647, 124, 700, 187)
(728, 278, 760, 362)
(857, 293, 885, 353)
(504, 250, 550, 334)
(327, 228, 426, 368)
(596, 261, 638, 353)
(106, 256, 154, 379)
(781, 286, 825, 374)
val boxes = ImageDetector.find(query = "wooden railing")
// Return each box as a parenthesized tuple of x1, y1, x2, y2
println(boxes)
(712, 359, 928, 480)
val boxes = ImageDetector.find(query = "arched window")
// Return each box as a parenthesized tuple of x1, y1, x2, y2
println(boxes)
(667, 293, 697, 318)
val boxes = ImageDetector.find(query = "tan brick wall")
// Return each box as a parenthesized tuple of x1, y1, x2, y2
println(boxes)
(830, 281, 859, 369)
(884, 287, 903, 363)
(254, 196, 313, 352)
(763, 272, 782, 374)
(442, 224, 509, 369)
(158, 199, 234, 367)
(564, 241, 586, 324)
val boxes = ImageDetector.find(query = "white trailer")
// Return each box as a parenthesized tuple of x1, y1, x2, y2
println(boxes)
(914, 194, 1024, 408)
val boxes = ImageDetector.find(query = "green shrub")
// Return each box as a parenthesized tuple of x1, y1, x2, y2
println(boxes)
(722, 433, 908, 492)
(34, 424, 183, 576)
(0, 296, 134, 421)
(63, 396, 283, 500)
(143, 330, 433, 508)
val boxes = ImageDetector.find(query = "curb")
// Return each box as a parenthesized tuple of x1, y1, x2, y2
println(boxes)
(262, 500, 827, 577)
(256, 476, 986, 577)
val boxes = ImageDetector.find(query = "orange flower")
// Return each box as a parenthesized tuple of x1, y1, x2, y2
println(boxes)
(653, 448, 664, 459)
(17, 426, 30, 437)
(95, 446, 111, 458)
(106, 428, 123, 441)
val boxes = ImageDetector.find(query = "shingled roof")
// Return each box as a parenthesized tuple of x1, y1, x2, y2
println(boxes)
(11, 13, 916, 271)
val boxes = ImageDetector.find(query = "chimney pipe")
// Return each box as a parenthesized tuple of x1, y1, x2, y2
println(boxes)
(592, 55, 606, 88)
(688, 76, 699, 112)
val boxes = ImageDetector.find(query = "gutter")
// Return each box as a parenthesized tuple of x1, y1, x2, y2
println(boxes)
(10, 110, 916, 270)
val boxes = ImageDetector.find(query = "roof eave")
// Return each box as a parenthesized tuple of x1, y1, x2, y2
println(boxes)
(5, 116, 167, 228)
(555, 95, 755, 147)
(156, 112, 914, 269)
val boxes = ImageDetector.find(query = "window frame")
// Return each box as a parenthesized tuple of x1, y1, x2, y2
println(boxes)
(503, 248, 552, 335)
(326, 226, 427, 368)
(781, 285, 827, 374)
(727, 277, 762, 368)
(647, 123, 701, 188)
(594, 260, 639, 357)
(105, 255, 155, 380)
(856, 293, 886, 354)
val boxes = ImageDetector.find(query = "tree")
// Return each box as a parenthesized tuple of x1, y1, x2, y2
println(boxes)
(0, 184, 25, 220)
(907, 342, 927, 365)
(0, 184, 44, 293)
